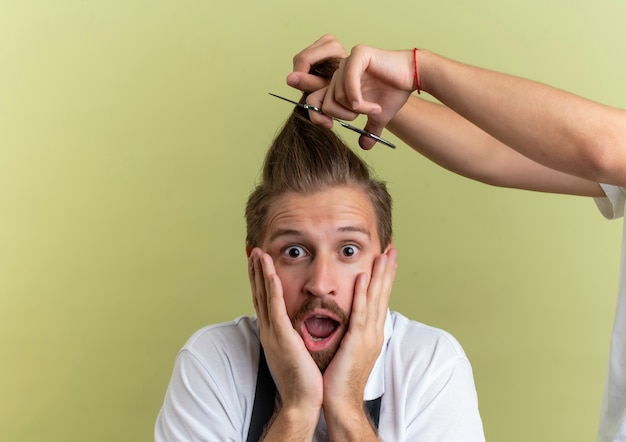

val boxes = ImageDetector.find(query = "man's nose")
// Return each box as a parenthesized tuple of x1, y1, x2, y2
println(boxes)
(303, 255, 337, 297)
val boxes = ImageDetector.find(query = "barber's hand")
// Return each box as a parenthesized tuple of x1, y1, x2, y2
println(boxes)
(287, 34, 348, 93)
(307, 45, 415, 150)
(322, 248, 398, 422)
(248, 248, 323, 418)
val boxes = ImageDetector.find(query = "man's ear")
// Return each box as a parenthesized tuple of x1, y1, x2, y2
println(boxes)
(245, 243, 252, 258)
(383, 238, 394, 254)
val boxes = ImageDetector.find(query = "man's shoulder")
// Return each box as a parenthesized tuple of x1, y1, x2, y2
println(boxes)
(179, 315, 260, 363)
(388, 311, 469, 361)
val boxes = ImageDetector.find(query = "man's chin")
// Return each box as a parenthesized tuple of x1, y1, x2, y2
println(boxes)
(309, 335, 344, 373)
(310, 348, 335, 373)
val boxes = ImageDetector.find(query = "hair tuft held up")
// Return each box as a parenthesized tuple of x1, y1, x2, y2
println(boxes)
(245, 59, 392, 250)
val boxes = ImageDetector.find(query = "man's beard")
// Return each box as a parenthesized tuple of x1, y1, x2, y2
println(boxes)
(291, 297, 349, 373)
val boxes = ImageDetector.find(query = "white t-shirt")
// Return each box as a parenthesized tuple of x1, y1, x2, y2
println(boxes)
(155, 311, 485, 441)
(595, 184, 626, 442)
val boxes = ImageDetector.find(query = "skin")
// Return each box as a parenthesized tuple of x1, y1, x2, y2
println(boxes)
(286, 34, 626, 192)
(246, 185, 397, 441)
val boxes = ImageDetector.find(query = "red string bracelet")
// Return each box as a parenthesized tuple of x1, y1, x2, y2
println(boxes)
(413, 48, 421, 94)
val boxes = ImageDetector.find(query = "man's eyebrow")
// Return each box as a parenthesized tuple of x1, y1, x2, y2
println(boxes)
(268, 226, 371, 242)
(338, 226, 371, 239)
(268, 228, 301, 243)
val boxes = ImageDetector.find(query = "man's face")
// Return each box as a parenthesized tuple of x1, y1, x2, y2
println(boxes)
(260, 185, 387, 372)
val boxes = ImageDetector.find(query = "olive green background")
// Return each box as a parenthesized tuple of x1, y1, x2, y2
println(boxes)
(1, 1, 623, 441)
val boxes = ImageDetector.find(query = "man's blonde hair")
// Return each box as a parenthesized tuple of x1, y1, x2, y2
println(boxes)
(245, 61, 392, 251)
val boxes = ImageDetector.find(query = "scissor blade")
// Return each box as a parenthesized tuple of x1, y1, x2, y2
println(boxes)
(334, 119, 396, 148)
(269, 92, 324, 114)
(268, 92, 395, 149)
(268, 93, 304, 108)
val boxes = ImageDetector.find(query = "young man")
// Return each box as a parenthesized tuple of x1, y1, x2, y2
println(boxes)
(286, 35, 626, 441)
(155, 85, 484, 440)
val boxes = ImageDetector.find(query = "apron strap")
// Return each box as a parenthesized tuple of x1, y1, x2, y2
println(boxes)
(246, 345, 382, 441)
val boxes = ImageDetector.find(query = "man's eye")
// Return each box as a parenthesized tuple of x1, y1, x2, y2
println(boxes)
(341, 245, 359, 257)
(285, 246, 306, 258)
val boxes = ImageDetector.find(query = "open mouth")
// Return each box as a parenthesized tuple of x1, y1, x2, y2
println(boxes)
(300, 314, 343, 352)
(305, 315, 339, 340)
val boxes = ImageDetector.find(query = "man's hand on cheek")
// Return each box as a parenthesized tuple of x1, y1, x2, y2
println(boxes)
(322, 248, 398, 413)
(247, 248, 323, 415)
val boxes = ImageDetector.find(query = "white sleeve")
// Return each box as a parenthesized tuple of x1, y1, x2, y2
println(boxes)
(383, 316, 485, 441)
(405, 356, 485, 441)
(595, 184, 626, 220)
(155, 349, 244, 442)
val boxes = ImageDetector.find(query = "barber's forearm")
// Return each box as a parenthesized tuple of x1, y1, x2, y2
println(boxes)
(388, 96, 502, 181)
(388, 96, 603, 196)
(416, 50, 626, 186)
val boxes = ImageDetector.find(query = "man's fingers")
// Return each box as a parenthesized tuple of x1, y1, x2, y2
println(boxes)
(377, 248, 398, 312)
(366, 254, 389, 323)
(249, 252, 269, 329)
(259, 253, 293, 335)
(366, 248, 398, 323)
(350, 250, 395, 330)
(350, 272, 370, 330)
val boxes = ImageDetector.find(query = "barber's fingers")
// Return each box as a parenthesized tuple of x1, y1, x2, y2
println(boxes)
(337, 46, 383, 116)
(307, 56, 380, 118)
(325, 60, 377, 117)
(292, 34, 347, 74)
(288, 34, 348, 93)
(305, 87, 335, 128)
(305, 77, 365, 124)
(286, 72, 329, 93)
(359, 118, 388, 150)
(305, 85, 389, 151)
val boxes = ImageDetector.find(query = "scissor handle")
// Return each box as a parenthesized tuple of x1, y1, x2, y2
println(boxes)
(303, 103, 323, 114)
(333, 119, 396, 149)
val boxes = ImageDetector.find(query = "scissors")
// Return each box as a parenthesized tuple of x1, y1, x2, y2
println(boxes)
(269, 93, 396, 149)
